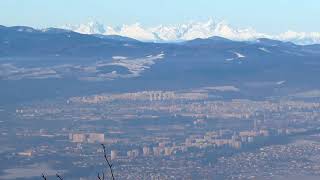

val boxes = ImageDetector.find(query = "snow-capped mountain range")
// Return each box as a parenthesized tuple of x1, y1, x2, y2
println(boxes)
(61, 19, 320, 45)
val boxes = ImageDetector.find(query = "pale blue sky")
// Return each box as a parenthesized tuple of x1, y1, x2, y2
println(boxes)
(0, 0, 319, 34)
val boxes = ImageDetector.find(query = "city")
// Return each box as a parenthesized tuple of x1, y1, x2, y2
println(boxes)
(2, 88, 320, 179)
(1, 1, 320, 179)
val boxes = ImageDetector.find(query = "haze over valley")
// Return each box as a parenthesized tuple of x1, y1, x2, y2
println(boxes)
(1, 1, 320, 179)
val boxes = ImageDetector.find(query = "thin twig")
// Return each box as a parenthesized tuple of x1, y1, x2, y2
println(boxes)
(41, 173, 47, 180)
(97, 172, 105, 180)
(56, 173, 63, 180)
(97, 173, 103, 180)
(101, 144, 115, 180)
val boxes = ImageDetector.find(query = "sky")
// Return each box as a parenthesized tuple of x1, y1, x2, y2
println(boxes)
(0, 0, 319, 34)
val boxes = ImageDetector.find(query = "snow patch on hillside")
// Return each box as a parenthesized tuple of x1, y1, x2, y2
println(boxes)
(0, 53, 165, 81)
(259, 47, 271, 53)
(234, 52, 245, 58)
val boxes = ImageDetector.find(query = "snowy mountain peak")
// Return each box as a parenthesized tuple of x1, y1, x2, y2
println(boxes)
(63, 21, 106, 34)
(61, 19, 320, 45)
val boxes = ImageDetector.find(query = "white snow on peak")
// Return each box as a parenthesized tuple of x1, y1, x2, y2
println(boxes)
(108, 23, 157, 41)
(63, 21, 106, 34)
(276, 31, 320, 45)
(61, 19, 320, 45)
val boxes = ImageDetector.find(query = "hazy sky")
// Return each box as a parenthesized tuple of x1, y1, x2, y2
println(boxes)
(1, 0, 319, 33)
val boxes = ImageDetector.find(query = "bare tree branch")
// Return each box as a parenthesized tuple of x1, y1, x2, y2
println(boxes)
(97, 172, 106, 180)
(41, 173, 47, 180)
(41, 144, 116, 180)
(56, 173, 63, 180)
(101, 144, 115, 180)
(97, 173, 102, 180)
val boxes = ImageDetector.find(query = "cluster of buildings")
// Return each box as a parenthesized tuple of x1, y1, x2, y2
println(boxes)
(104, 145, 174, 161)
(68, 90, 208, 104)
(69, 133, 105, 143)
(184, 129, 270, 150)
(15, 91, 320, 126)
(212, 140, 320, 179)
(99, 128, 272, 162)
(9, 89, 320, 179)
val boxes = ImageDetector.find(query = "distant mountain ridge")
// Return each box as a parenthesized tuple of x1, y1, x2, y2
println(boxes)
(0, 25, 146, 57)
(61, 20, 320, 45)
(2, 23, 320, 46)
(1, 24, 320, 58)
(1, 24, 320, 105)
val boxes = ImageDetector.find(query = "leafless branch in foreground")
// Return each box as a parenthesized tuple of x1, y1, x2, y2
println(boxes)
(41, 173, 47, 180)
(101, 143, 115, 180)
(97, 172, 105, 180)
(56, 173, 64, 180)
(41, 144, 115, 180)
